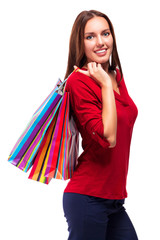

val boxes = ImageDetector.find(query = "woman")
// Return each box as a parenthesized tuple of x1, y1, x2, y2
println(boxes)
(63, 10, 139, 240)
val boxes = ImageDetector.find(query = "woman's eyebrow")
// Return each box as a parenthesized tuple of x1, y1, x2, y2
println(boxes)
(84, 28, 110, 35)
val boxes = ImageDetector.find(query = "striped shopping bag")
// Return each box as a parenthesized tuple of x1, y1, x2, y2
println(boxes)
(28, 91, 79, 183)
(8, 70, 79, 184)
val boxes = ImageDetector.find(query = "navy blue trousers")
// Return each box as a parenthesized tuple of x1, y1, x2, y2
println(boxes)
(63, 192, 138, 240)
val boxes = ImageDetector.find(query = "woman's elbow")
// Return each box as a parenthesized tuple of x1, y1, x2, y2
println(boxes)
(106, 135, 116, 148)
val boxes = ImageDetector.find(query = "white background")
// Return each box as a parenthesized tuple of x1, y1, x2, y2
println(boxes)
(0, 0, 160, 239)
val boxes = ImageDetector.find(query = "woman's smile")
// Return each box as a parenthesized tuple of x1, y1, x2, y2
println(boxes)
(94, 48, 108, 56)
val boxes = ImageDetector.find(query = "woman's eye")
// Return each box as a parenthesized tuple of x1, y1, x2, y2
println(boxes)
(104, 32, 109, 36)
(86, 35, 93, 40)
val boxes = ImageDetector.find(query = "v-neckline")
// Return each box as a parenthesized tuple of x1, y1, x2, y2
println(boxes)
(113, 88, 121, 96)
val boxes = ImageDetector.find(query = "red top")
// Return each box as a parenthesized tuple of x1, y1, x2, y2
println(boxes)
(64, 67, 138, 199)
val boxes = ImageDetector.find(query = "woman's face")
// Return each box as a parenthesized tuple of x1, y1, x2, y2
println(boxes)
(84, 16, 113, 68)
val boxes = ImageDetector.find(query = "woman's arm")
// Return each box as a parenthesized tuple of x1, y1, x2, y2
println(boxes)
(101, 83, 117, 148)
(74, 62, 117, 148)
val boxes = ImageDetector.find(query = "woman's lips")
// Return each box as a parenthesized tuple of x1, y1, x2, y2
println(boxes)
(94, 49, 108, 56)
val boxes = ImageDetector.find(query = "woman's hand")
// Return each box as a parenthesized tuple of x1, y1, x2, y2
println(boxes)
(74, 62, 112, 88)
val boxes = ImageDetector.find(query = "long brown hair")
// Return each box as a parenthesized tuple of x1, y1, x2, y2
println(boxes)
(64, 10, 123, 84)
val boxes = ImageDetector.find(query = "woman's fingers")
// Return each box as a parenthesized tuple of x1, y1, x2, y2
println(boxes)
(87, 62, 94, 76)
(73, 63, 110, 88)
(92, 62, 98, 72)
(73, 63, 103, 79)
(97, 63, 102, 70)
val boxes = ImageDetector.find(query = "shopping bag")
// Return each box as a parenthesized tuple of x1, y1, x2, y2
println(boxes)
(8, 69, 79, 184)
(28, 91, 79, 183)
(8, 78, 64, 172)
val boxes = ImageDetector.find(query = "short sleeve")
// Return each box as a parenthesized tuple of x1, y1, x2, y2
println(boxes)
(65, 73, 110, 149)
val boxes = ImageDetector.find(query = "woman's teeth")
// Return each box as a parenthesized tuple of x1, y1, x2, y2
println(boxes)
(95, 49, 107, 53)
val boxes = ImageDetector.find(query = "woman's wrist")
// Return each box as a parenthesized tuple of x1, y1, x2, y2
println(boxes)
(101, 79, 112, 89)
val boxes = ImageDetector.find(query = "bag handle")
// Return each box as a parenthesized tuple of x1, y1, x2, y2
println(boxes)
(62, 67, 80, 94)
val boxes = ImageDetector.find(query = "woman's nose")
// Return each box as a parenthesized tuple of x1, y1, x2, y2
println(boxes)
(96, 35, 104, 46)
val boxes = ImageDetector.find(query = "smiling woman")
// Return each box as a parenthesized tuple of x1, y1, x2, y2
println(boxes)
(64, 10, 123, 82)
(62, 9, 139, 240)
